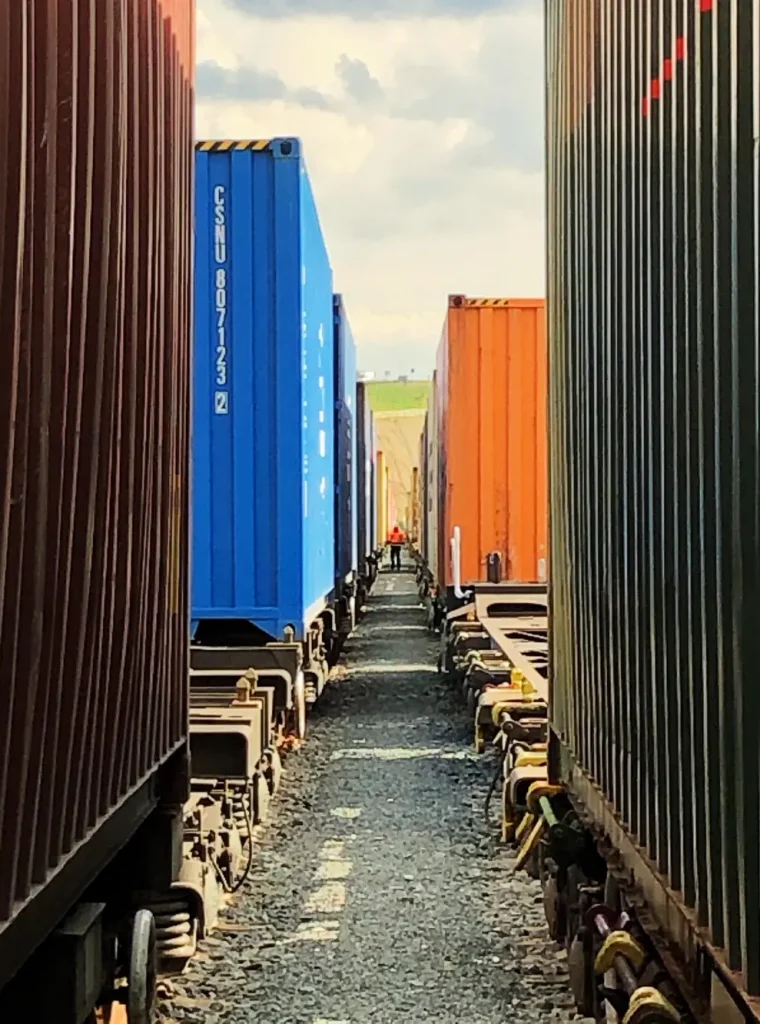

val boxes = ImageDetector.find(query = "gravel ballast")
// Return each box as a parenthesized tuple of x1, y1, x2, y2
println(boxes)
(162, 569, 592, 1024)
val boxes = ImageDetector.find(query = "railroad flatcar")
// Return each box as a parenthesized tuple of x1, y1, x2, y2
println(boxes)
(0, 2, 194, 1019)
(192, 137, 339, 730)
(545, 0, 760, 1019)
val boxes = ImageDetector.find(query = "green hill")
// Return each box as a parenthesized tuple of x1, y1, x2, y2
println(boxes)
(366, 380, 431, 413)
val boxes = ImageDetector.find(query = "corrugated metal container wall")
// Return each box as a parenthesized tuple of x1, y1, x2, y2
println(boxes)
(373, 411, 427, 533)
(426, 372, 440, 579)
(417, 419, 427, 553)
(376, 450, 388, 546)
(388, 484, 397, 533)
(419, 414, 428, 559)
(0, 0, 193, 987)
(192, 139, 334, 640)
(546, 0, 760, 1007)
(356, 382, 373, 576)
(333, 294, 357, 586)
(435, 296, 547, 588)
(369, 416, 377, 555)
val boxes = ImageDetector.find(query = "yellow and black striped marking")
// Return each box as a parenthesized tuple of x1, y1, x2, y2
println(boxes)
(196, 139, 271, 152)
(448, 296, 518, 308)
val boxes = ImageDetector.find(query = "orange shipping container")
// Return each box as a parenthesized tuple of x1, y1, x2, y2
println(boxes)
(376, 450, 388, 547)
(434, 295, 547, 586)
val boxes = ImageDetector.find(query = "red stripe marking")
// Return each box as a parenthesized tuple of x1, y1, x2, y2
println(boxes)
(700, 0, 713, 11)
(675, 37, 686, 60)
(651, 77, 661, 100)
(663, 58, 673, 81)
(642, 97, 649, 117)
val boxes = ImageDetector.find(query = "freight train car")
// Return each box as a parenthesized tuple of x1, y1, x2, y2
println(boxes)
(419, 296, 547, 624)
(356, 381, 379, 606)
(419, 413, 430, 565)
(333, 295, 359, 636)
(424, 373, 440, 586)
(376, 449, 389, 548)
(542, 1, 760, 1021)
(192, 137, 339, 737)
(0, 2, 194, 1020)
(372, 413, 427, 536)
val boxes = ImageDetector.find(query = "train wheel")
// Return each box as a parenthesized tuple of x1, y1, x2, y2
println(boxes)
(127, 910, 157, 1024)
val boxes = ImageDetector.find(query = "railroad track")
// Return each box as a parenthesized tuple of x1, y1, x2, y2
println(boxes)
(156, 567, 588, 1024)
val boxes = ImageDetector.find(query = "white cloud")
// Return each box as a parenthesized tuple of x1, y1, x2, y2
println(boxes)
(196, 0, 545, 376)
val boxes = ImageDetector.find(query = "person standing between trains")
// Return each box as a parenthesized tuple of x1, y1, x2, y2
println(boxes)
(388, 524, 405, 571)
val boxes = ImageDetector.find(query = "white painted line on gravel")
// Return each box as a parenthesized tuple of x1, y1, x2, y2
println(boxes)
(376, 624, 428, 631)
(353, 663, 437, 673)
(304, 882, 347, 913)
(372, 603, 424, 611)
(320, 839, 347, 859)
(330, 746, 479, 762)
(330, 807, 362, 819)
(316, 859, 353, 881)
(289, 837, 356, 943)
(288, 920, 341, 942)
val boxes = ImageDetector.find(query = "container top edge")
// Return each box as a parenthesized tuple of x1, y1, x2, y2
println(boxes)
(447, 294, 546, 309)
(196, 137, 301, 155)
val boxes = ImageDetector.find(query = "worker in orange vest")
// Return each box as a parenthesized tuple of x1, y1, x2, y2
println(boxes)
(387, 524, 405, 571)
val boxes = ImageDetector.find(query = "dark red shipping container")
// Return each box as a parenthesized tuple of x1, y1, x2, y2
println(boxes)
(0, 0, 194, 993)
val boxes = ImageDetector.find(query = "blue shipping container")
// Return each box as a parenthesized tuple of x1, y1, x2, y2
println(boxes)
(333, 295, 357, 587)
(192, 138, 335, 640)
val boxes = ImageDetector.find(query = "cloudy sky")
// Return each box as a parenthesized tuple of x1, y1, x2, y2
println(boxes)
(196, 0, 545, 377)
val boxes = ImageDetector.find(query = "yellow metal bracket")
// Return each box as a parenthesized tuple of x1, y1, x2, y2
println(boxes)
(513, 816, 545, 871)
(514, 810, 534, 845)
(594, 930, 646, 975)
(490, 701, 513, 727)
(525, 781, 562, 814)
(510, 668, 538, 700)
(622, 987, 680, 1024)
(501, 780, 516, 843)
(513, 750, 548, 769)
